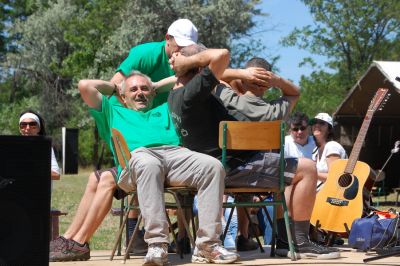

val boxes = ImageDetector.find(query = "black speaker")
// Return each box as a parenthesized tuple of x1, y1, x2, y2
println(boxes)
(62, 128, 78, 174)
(0, 135, 51, 266)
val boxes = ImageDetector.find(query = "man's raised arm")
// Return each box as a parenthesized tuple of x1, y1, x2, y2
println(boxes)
(78, 80, 118, 110)
(170, 48, 230, 79)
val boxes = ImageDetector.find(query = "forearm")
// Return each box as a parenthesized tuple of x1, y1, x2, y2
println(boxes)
(189, 49, 230, 79)
(78, 79, 115, 110)
(153, 76, 177, 93)
(275, 77, 300, 97)
(221, 69, 248, 82)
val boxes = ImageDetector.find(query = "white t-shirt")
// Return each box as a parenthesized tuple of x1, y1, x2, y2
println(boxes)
(284, 135, 316, 159)
(51, 147, 60, 174)
(313, 141, 347, 190)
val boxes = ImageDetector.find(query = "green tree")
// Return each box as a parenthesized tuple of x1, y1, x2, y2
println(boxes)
(2, 0, 266, 166)
(284, 0, 400, 89)
(282, 0, 400, 116)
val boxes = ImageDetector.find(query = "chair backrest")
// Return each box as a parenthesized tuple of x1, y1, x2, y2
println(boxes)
(111, 128, 131, 169)
(218, 120, 285, 190)
(218, 120, 283, 151)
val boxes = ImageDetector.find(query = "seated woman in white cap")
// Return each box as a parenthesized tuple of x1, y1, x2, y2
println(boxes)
(310, 113, 347, 191)
(19, 109, 60, 179)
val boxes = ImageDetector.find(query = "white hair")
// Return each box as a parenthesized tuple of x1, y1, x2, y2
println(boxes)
(120, 71, 153, 95)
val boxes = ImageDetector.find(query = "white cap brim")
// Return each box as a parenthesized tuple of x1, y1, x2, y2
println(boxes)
(174, 37, 196, 47)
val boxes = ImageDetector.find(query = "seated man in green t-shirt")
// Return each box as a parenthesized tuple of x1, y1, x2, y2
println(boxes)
(76, 71, 239, 265)
(49, 19, 199, 262)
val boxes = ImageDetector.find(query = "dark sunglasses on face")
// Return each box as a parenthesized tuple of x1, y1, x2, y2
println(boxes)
(19, 122, 38, 129)
(291, 126, 307, 132)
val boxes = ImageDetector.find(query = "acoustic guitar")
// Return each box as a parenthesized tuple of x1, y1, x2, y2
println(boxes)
(310, 88, 389, 233)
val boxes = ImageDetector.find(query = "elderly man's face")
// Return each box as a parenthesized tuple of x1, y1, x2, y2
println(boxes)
(290, 121, 309, 146)
(122, 75, 155, 112)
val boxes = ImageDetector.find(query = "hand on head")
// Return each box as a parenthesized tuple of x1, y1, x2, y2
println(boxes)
(169, 52, 190, 77)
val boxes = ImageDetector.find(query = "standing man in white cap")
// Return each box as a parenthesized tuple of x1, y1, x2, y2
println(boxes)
(111, 18, 198, 107)
(109, 18, 199, 254)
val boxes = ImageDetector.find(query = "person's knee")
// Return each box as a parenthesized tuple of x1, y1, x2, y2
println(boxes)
(206, 159, 225, 177)
(131, 153, 163, 174)
(86, 172, 99, 192)
(202, 158, 225, 185)
(296, 158, 317, 181)
(98, 171, 116, 191)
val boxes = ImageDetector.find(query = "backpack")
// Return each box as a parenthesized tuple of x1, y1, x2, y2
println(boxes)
(348, 209, 399, 251)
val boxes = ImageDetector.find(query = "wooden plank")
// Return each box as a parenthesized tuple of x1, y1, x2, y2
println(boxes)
(218, 121, 281, 150)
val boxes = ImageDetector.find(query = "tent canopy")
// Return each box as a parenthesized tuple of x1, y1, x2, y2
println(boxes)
(334, 61, 400, 118)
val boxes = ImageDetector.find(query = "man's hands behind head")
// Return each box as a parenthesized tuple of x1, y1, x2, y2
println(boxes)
(244, 67, 281, 89)
(169, 52, 192, 77)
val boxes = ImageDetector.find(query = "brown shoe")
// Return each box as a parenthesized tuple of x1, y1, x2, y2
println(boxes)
(49, 240, 90, 262)
(49, 236, 68, 252)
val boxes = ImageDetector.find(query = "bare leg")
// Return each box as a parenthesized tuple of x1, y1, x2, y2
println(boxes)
(287, 158, 317, 221)
(71, 171, 116, 244)
(237, 208, 249, 238)
(63, 172, 99, 239)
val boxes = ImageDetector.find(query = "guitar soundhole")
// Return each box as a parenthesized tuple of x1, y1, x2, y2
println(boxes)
(338, 173, 353, 187)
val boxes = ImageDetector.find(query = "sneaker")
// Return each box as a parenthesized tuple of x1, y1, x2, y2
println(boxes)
(236, 235, 258, 251)
(143, 243, 168, 266)
(49, 236, 68, 252)
(296, 240, 340, 259)
(129, 229, 148, 255)
(49, 240, 90, 262)
(276, 238, 300, 259)
(192, 244, 240, 264)
(275, 238, 340, 260)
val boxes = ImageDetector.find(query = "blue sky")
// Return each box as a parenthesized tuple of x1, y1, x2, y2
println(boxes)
(255, 0, 329, 84)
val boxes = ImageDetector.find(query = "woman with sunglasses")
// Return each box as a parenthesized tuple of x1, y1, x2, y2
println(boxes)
(19, 109, 60, 180)
(310, 113, 347, 191)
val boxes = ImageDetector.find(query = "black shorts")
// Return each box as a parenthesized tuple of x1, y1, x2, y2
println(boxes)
(225, 152, 298, 188)
(94, 167, 127, 200)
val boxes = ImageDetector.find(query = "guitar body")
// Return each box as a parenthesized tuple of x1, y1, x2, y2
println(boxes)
(310, 159, 371, 233)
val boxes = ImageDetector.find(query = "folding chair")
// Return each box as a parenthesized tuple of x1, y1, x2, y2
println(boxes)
(109, 128, 196, 263)
(219, 120, 296, 261)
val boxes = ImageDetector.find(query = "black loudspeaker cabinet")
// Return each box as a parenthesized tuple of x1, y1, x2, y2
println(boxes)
(0, 135, 51, 266)
(63, 128, 78, 174)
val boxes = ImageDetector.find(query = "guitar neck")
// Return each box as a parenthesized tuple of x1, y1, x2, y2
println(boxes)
(344, 111, 373, 174)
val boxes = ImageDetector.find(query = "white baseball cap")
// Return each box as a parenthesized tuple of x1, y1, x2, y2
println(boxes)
(310, 113, 333, 127)
(167, 19, 198, 47)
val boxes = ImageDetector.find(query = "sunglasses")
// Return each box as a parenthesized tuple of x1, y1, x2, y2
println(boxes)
(291, 126, 307, 132)
(19, 122, 38, 129)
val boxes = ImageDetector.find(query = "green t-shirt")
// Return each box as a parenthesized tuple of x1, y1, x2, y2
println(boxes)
(116, 40, 175, 107)
(90, 96, 180, 178)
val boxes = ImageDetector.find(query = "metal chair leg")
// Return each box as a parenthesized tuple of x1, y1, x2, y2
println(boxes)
(167, 190, 195, 248)
(123, 213, 142, 263)
(110, 194, 135, 261)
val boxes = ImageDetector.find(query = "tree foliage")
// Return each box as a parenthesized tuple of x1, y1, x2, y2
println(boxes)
(0, 0, 264, 166)
(281, 0, 400, 117)
(283, 0, 400, 89)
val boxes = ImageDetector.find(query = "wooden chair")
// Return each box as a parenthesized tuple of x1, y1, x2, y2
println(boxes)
(219, 120, 296, 260)
(109, 128, 196, 262)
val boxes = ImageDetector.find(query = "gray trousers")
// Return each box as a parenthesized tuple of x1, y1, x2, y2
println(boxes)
(118, 146, 224, 247)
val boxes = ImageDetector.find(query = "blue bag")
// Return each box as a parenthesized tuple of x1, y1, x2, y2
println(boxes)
(348, 211, 399, 251)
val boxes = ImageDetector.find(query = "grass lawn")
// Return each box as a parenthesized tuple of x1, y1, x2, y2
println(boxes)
(52, 168, 121, 250)
(51, 168, 399, 250)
